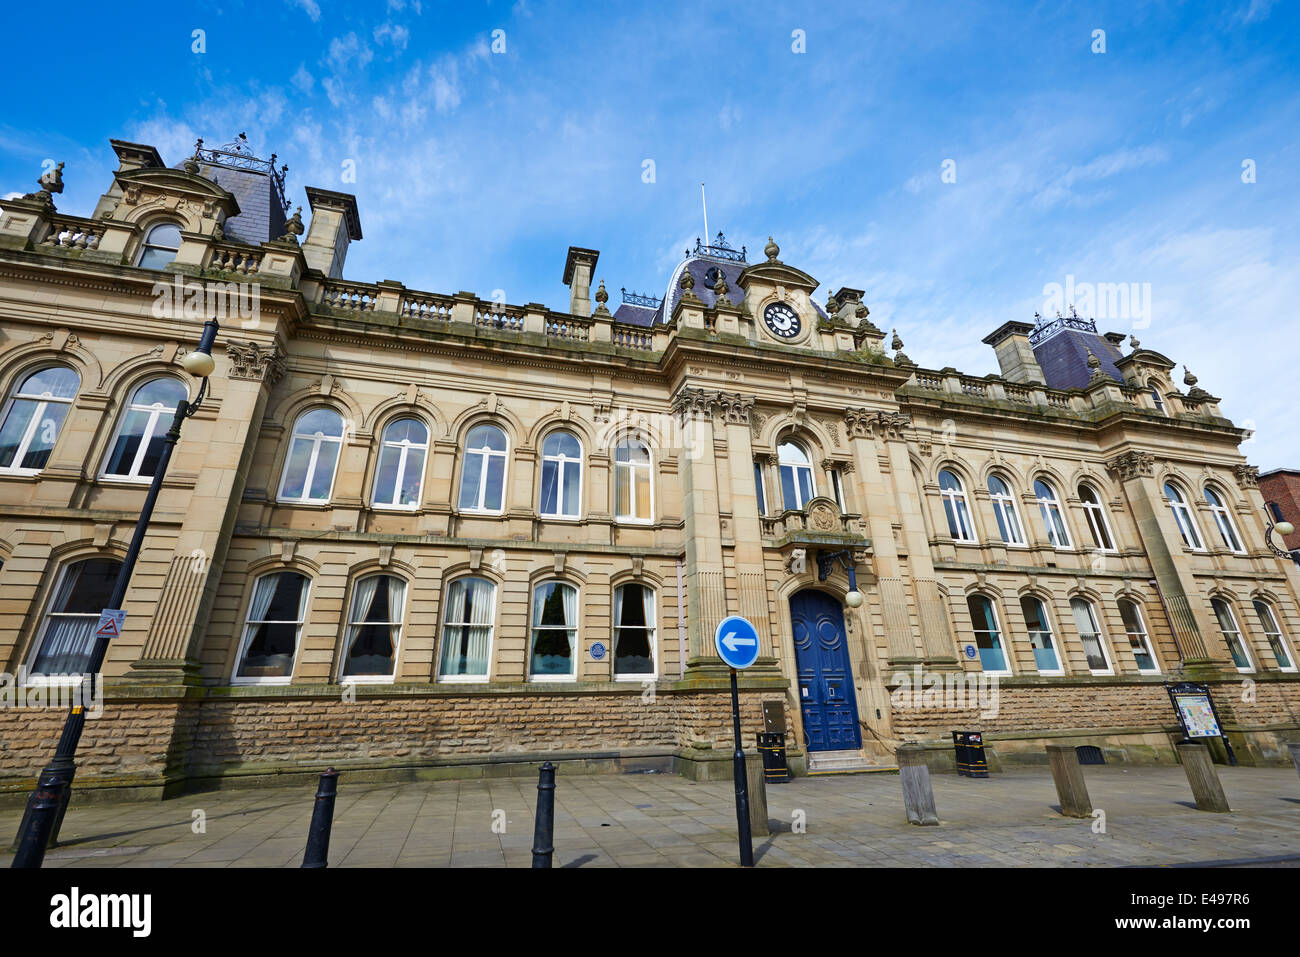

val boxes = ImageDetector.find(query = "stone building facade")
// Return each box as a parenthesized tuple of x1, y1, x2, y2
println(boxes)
(1, 136, 1298, 801)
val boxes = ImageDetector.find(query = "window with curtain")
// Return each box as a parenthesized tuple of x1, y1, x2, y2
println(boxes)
(278, 408, 345, 503)
(1118, 599, 1159, 673)
(778, 441, 816, 511)
(136, 222, 182, 270)
(234, 572, 310, 681)
(1203, 486, 1243, 552)
(439, 577, 495, 679)
(1211, 598, 1252, 671)
(966, 595, 1009, 674)
(988, 474, 1024, 545)
(614, 438, 652, 521)
(1020, 596, 1061, 673)
(341, 574, 406, 678)
(539, 431, 582, 518)
(102, 378, 188, 480)
(1078, 483, 1115, 551)
(28, 558, 123, 678)
(1253, 599, 1296, 671)
(0, 366, 80, 473)
(1163, 482, 1204, 550)
(1070, 597, 1112, 673)
(940, 470, 976, 542)
(1034, 479, 1071, 548)
(458, 424, 508, 512)
(372, 418, 428, 509)
(530, 581, 578, 678)
(753, 461, 767, 516)
(613, 583, 656, 677)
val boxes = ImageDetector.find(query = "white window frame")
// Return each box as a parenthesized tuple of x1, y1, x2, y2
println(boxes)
(1164, 482, 1205, 551)
(1070, 597, 1114, 675)
(1203, 486, 1244, 553)
(940, 470, 977, 544)
(1079, 483, 1117, 552)
(1118, 599, 1161, 674)
(988, 474, 1026, 547)
(230, 571, 310, 686)
(370, 418, 429, 511)
(277, 409, 345, 504)
(23, 558, 124, 687)
(529, 580, 579, 682)
(778, 441, 817, 512)
(437, 576, 496, 683)
(614, 438, 654, 524)
(1035, 479, 1073, 549)
(613, 582, 658, 681)
(135, 221, 182, 270)
(1149, 383, 1167, 415)
(338, 573, 407, 684)
(967, 594, 1012, 676)
(538, 431, 583, 520)
(1253, 599, 1297, 673)
(458, 424, 509, 515)
(1020, 595, 1063, 675)
(100, 378, 188, 483)
(1211, 598, 1254, 673)
(0, 366, 80, 476)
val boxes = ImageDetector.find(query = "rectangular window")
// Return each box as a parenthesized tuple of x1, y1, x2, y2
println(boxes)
(342, 575, 406, 679)
(439, 578, 495, 680)
(614, 583, 656, 678)
(1070, 598, 1112, 674)
(753, 461, 766, 516)
(1020, 596, 1061, 674)
(1254, 600, 1295, 671)
(1212, 599, 1253, 672)
(967, 595, 1010, 675)
(530, 582, 577, 679)
(830, 469, 845, 511)
(1118, 600, 1159, 673)
(235, 572, 310, 682)
(29, 558, 123, 679)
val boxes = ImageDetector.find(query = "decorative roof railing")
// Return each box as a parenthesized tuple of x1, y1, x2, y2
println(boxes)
(1028, 309, 1098, 345)
(620, 288, 662, 309)
(690, 231, 747, 263)
(193, 134, 291, 214)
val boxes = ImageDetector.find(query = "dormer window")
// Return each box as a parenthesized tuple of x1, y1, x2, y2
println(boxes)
(136, 223, 182, 270)
(1148, 383, 1167, 415)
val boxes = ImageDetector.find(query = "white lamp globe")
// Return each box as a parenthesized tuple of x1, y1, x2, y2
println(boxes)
(1277, 521, 1296, 537)
(845, 590, 864, 609)
(183, 350, 215, 378)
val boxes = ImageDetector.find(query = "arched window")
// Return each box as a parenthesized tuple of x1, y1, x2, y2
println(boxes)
(136, 222, 182, 270)
(1203, 486, 1243, 552)
(1163, 482, 1204, 550)
(372, 418, 428, 509)
(778, 441, 816, 511)
(102, 377, 188, 480)
(341, 574, 406, 679)
(614, 583, 657, 678)
(439, 577, 495, 680)
(987, 474, 1024, 546)
(1078, 483, 1116, 551)
(1118, 599, 1159, 673)
(614, 438, 653, 522)
(1148, 382, 1167, 415)
(233, 571, 310, 682)
(1211, 598, 1253, 672)
(27, 557, 123, 679)
(278, 408, 345, 503)
(0, 366, 80, 473)
(1070, 597, 1112, 673)
(1034, 479, 1071, 548)
(753, 460, 768, 516)
(539, 431, 582, 519)
(939, 470, 976, 543)
(530, 581, 578, 679)
(966, 595, 1010, 674)
(459, 424, 508, 513)
(1020, 595, 1061, 673)
(1253, 599, 1296, 672)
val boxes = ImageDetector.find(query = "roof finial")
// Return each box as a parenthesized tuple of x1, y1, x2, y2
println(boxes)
(680, 269, 695, 291)
(764, 235, 780, 261)
(279, 205, 304, 242)
(890, 329, 914, 367)
(1182, 365, 1197, 387)
(1129, 333, 1140, 350)
(713, 272, 730, 305)
(594, 278, 609, 305)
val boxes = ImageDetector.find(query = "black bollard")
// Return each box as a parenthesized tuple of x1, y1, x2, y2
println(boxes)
(301, 767, 339, 868)
(531, 761, 556, 868)
(11, 784, 62, 869)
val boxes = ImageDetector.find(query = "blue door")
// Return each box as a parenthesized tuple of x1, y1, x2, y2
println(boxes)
(790, 589, 862, 752)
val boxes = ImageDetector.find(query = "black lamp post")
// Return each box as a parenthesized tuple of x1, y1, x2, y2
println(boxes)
(11, 319, 219, 869)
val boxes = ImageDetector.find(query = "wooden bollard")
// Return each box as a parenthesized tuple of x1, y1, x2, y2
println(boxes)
(744, 752, 770, 837)
(897, 744, 939, 826)
(1176, 742, 1230, 813)
(1046, 744, 1093, 818)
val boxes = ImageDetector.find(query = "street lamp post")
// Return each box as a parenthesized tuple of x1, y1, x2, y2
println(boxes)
(11, 319, 219, 869)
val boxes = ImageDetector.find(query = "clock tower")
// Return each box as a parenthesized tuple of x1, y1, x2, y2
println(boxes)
(737, 235, 821, 347)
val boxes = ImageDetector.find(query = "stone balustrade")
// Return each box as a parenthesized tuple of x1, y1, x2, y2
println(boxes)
(207, 244, 263, 275)
(546, 315, 590, 342)
(41, 216, 102, 251)
(399, 291, 454, 322)
(321, 281, 379, 312)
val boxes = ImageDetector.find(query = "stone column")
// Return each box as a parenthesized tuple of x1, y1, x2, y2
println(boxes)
(675, 388, 727, 673)
(721, 393, 774, 662)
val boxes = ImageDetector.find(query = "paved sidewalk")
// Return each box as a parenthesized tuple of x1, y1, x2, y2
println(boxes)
(2, 765, 1299, 867)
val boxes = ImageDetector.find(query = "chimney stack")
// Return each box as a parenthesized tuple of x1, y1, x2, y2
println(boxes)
(563, 246, 599, 318)
(982, 321, 1044, 384)
(303, 187, 362, 278)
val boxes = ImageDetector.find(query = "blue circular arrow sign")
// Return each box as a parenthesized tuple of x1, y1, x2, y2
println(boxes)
(714, 615, 761, 670)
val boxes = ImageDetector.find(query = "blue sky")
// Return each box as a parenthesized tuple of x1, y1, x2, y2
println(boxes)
(3, 0, 1296, 468)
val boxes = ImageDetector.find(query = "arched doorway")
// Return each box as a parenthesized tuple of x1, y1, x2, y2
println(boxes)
(790, 588, 862, 752)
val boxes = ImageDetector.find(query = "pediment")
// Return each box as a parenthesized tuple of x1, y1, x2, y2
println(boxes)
(738, 259, 819, 292)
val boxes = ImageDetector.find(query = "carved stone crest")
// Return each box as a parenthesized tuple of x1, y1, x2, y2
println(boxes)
(1105, 450, 1154, 481)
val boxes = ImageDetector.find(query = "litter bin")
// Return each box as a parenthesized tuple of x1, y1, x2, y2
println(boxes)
(952, 730, 989, 778)
(757, 732, 790, 783)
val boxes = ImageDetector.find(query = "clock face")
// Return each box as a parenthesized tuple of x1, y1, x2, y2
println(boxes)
(763, 301, 801, 339)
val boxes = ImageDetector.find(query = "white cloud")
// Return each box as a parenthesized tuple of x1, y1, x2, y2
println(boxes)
(287, 0, 321, 22)
(291, 64, 314, 94)
(374, 23, 410, 52)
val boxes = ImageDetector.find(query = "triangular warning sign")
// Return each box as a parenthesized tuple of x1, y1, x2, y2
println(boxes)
(95, 616, 120, 638)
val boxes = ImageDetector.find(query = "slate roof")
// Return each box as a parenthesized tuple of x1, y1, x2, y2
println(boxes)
(1031, 326, 1126, 391)
(613, 303, 657, 326)
(176, 158, 287, 245)
(651, 250, 829, 325)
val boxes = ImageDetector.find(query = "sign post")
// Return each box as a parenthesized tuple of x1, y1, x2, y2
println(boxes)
(1166, 681, 1236, 765)
(715, 615, 760, 868)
